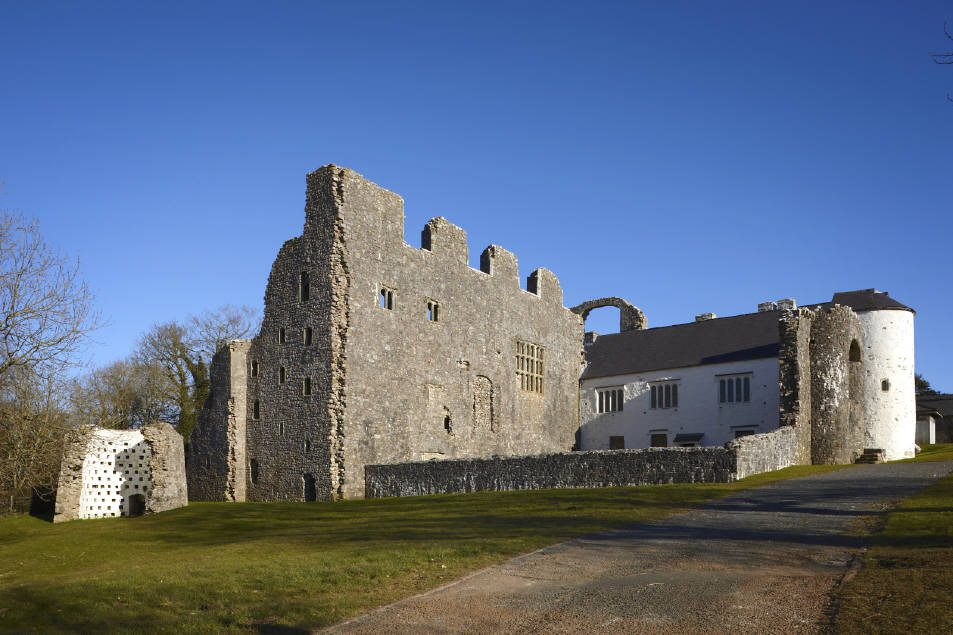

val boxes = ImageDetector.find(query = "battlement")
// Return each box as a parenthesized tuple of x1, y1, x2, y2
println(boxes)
(304, 164, 565, 303)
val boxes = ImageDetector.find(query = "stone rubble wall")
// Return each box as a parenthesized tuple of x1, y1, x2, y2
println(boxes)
(365, 447, 737, 498)
(52, 427, 94, 523)
(142, 421, 188, 514)
(729, 425, 801, 480)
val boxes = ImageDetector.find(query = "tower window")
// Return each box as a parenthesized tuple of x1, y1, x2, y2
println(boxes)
(379, 285, 395, 310)
(279, 366, 286, 385)
(427, 300, 440, 322)
(251, 360, 259, 377)
(299, 271, 310, 302)
(278, 328, 286, 344)
(303, 376, 312, 396)
(303, 327, 313, 346)
(253, 400, 260, 420)
(881, 379, 890, 392)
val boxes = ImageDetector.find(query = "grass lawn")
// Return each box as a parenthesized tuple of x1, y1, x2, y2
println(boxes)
(834, 444, 953, 633)
(0, 464, 844, 633)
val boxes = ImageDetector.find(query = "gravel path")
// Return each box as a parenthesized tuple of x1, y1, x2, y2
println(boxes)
(327, 461, 953, 634)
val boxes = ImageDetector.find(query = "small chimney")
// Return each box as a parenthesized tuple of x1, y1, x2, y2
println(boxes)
(695, 313, 717, 322)
(776, 298, 797, 311)
(758, 301, 778, 313)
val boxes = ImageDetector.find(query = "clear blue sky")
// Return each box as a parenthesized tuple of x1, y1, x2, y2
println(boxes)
(2, 1, 951, 390)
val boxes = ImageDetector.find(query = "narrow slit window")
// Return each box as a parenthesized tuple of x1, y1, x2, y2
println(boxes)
(278, 327, 286, 344)
(253, 400, 260, 420)
(299, 271, 310, 302)
(278, 366, 286, 385)
(379, 285, 395, 310)
(427, 300, 440, 322)
(303, 376, 312, 396)
(251, 360, 259, 377)
(303, 327, 313, 346)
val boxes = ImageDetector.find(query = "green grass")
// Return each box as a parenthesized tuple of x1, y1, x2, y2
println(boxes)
(834, 444, 953, 633)
(0, 464, 846, 634)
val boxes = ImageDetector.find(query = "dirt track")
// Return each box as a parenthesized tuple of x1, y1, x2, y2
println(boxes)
(326, 461, 953, 634)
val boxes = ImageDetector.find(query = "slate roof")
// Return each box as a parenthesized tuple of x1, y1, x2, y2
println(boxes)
(917, 394, 953, 417)
(808, 289, 915, 314)
(581, 311, 781, 380)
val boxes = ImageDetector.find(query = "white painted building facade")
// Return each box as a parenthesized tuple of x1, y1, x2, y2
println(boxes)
(579, 357, 780, 450)
(855, 309, 917, 460)
(76, 428, 153, 519)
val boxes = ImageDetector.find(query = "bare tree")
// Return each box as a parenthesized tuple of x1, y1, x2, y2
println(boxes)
(932, 21, 953, 102)
(0, 368, 68, 512)
(0, 214, 99, 380)
(131, 305, 259, 444)
(69, 359, 173, 430)
(0, 211, 98, 512)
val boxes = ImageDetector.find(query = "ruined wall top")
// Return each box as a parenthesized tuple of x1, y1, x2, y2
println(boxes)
(302, 164, 567, 304)
(571, 297, 647, 332)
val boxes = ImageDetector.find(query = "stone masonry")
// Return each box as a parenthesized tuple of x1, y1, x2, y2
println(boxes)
(54, 422, 187, 522)
(188, 166, 584, 502)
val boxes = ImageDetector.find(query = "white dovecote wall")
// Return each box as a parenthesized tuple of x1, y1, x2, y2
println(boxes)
(856, 308, 916, 460)
(77, 428, 153, 519)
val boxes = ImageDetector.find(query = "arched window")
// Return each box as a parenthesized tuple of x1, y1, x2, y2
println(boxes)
(849, 340, 861, 362)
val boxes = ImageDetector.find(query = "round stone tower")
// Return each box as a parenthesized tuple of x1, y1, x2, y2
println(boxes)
(832, 290, 916, 460)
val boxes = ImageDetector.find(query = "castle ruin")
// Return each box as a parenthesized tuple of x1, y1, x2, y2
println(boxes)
(188, 166, 583, 501)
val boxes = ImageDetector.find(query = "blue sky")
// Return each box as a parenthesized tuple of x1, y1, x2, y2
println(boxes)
(2, 1, 951, 390)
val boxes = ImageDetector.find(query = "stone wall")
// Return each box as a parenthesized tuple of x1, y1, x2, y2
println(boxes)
(142, 422, 188, 514)
(54, 423, 187, 522)
(365, 447, 736, 498)
(729, 425, 801, 479)
(188, 340, 250, 501)
(809, 306, 865, 464)
(190, 166, 584, 502)
(777, 309, 813, 464)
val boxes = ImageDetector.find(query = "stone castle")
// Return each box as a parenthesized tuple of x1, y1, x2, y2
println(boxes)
(188, 166, 583, 501)
(188, 166, 918, 502)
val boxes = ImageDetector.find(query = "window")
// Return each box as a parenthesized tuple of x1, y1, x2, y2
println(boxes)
(303, 376, 312, 396)
(733, 428, 756, 439)
(650, 382, 678, 409)
(650, 432, 668, 447)
(251, 360, 259, 377)
(278, 366, 286, 385)
(516, 341, 544, 394)
(379, 285, 395, 310)
(719, 375, 751, 404)
(250, 459, 259, 485)
(299, 271, 310, 302)
(881, 379, 890, 392)
(426, 300, 440, 322)
(596, 387, 624, 413)
(609, 435, 625, 450)
(303, 327, 313, 346)
(278, 327, 286, 344)
(304, 439, 312, 453)
(253, 399, 260, 420)
(278, 421, 285, 436)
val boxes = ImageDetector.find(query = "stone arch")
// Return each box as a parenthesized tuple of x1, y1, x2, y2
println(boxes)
(570, 297, 647, 332)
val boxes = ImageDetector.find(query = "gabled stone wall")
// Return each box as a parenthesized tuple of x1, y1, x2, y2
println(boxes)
(190, 166, 584, 501)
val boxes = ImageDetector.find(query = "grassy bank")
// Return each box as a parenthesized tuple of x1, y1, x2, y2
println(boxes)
(0, 465, 842, 633)
(834, 444, 953, 633)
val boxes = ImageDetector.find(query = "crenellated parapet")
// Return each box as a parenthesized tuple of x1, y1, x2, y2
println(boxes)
(422, 217, 468, 265)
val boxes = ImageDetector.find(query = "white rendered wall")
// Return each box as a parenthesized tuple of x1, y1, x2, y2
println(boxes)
(77, 429, 153, 519)
(856, 310, 916, 460)
(578, 358, 780, 450)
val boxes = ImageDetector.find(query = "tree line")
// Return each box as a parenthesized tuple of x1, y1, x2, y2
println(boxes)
(0, 210, 259, 512)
